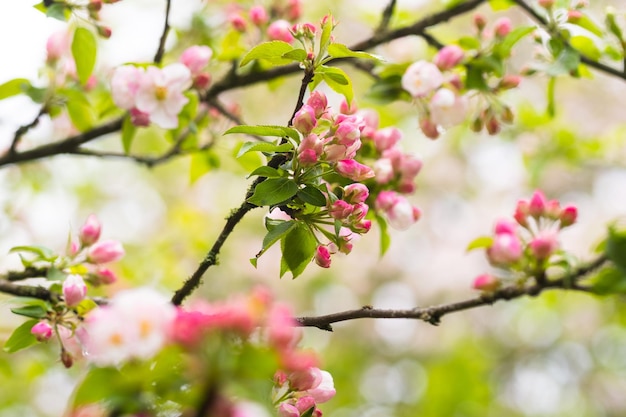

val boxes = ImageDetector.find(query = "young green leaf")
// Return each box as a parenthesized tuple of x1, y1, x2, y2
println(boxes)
(247, 178, 299, 206)
(247, 166, 284, 178)
(240, 41, 295, 67)
(225, 125, 300, 142)
(326, 44, 383, 62)
(282, 48, 308, 62)
(466, 236, 494, 252)
(253, 220, 298, 265)
(0, 78, 31, 101)
(11, 305, 48, 319)
(72, 27, 98, 86)
(236, 141, 294, 158)
(280, 222, 317, 279)
(297, 186, 327, 207)
(375, 214, 391, 257)
(121, 115, 137, 154)
(317, 66, 354, 104)
(3, 319, 38, 353)
(494, 26, 534, 58)
(606, 225, 626, 273)
(61, 88, 96, 132)
(9, 245, 56, 262)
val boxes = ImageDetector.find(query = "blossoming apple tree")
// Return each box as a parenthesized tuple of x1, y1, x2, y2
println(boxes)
(1, 0, 626, 415)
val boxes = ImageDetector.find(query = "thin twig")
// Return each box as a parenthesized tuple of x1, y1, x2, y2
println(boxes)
(296, 255, 608, 331)
(376, 0, 398, 34)
(10, 108, 46, 155)
(153, 0, 172, 64)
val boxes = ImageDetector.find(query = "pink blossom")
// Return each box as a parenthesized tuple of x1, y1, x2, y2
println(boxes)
(267, 304, 300, 350)
(31, 321, 53, 342)
(350, 202, 369, 223)
(305, 370, 336, 403)
(130, 107, 150, 126)
(135, 63, 192, 129)
(529, 230, 559, 260)
(352, 219, 372, 234)
(329, 200, 353, 220)
(87, 239, 125, 264)
(306, 91, 328, 118)
(429, 88, 468, 128)
(401, 61, 444, 98)
(500, 74, 522, 89)
(514, 199, 530, 227)
(80, 214, 101, 246)
(494, 219, 517, 235)
(293, 105, 317, 134)
(63, 274, 88, 307)
(375, 191, 421, 230)
(46, 30, 70, 62)
(487, 233, 523, 265)
(560, 205, 578, 228)
(335, 159, 374, 181)
(419, 117, 440, 139)
(290, 367, 323, 391)
(340, 99, 357, 115)
(474, 13, 487, 31)
(267, 20, 294, 43)
(229, 14, 247, 32)
(278, 403, 300, 417)
(314, 245, 332, 268)
(298, 149, 318, 166)
(83, 287, 176, 366)
(472, 274, 499, 291)
(373, 127, 402, 152)
(180, 45, 213, 76)
(334, 121, 360, 147)
(111, 65, 144, 110)
(374, 158, 394, 184)
(343, 183, 369, 204)
(494, 17, 512, 37)
(295, 397, 316, 414)
(433, 45, 464, 70)
(92, 268, 118, 285)
(249, 5, 269, 26)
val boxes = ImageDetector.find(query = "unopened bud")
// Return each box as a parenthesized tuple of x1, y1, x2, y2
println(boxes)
(419, 117, 440, 139)
(473, 274, 500, 291)
(499, 74, 522, 89)
(538, 0, 554, 9)
(474, 13, 487, 31)
(31, 322, 54, 342)
(97, 25, 112, 39)
(559, 205, 578, 227)
(501, 106, 514, 124)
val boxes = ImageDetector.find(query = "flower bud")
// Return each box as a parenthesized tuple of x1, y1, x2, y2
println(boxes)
(528, 190, 547, 218)
(559, 205, 578, 228)
(474, 13, 487, 31)
(494, 17, 512, 37)
(306, 91, 328, 118)
(472, 274, 500, 291)
(499, 74, 522, 89)
(420, 117, 440, 139)
(63, 274, 88, 307)
(97, 25, 112, 39)
(329, 200, 354, 220)
(293, 105, 317, 134)
(267, 20, 294, 43)
(249, 5, 268, 26)
(61, 347, 73, 368)
(229, 14, 247, 32)
(87, 240, 125, 264)
(180, 45, 213, 76)
(31, 321, 53, 342)
(278, 403, 300, 417)
(80, 214, 101, 246)
(538, 0, 554, 8)
(290, 367, 323, 391)
(494, 218, 517, 235)
(335, 159, 374, 181)
(433, 45, 464, 70)
(314, 245, 331, 268)
(92, 267, 118, 285)
(514, 199, 530, 227)
(529, 230, 559, 260)
(487, 233, 523, 265)
(343, 183, 369, 204)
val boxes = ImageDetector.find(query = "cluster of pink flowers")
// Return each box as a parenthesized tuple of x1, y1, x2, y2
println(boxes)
(273, 367, 336, 417)
(111, 45, 212, 129)
(227, 1, 302, 43)
(402, 15, 523, 138)
(473, 190, 578, 291)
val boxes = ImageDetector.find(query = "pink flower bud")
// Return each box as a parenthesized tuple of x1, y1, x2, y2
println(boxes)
(538, 0, 554, 8)
(529, 190, 547, 218)
(373, 127, 402, 152)
(487, 233, 523, 265)
(290, 367, 323, 391)
(97, 25, 112, 39)
(352, 219, 372, 234)
(401, 61, 444, 98)
(61, 347, 74, 368)
(433, 45, 464, 70)
(46, 30, 70, 63)
(249, 5, 268, 26)
(229, 14, 247, 32)
(305, 370, 336, 403)
(267, 20, 294, 43)
(334, 122, 360, 146)
(92, 267, 118, 285)
(559, 205, 577, 228)
(306, 91, 327, 118)
(494, 219, 517, 235)
(335, 159, 375, 181)
(420, 117, 440, 139)
(298, 148, 318, 166)
(287, 0, 302, 20)
(180, 45, 213, 76)
(31, 321, 53, 342)
(494, 17, 512, 37)
(340, 99, 357, 115)
(63, 274, 87, 307)
(499, 74, 522, 89)
(329, 200, 354, 220)
(293, 105, 317, 134)
(567, 10, 583, 22)
(514, 199, 530, 227)
(193, 72, 212, 90)
(529, 230, 559, 260)
(87, 240, 125, 264)
(472, 274, 499, 291)
(130, 107, 151, 127)
(545, 199, 561, 219)
(314, 245, 331, 268)
(278, 403, 300, 417)
(296, 397, 316, 414)
(80, 214, 101, 246)
(474, 13, 487, 31)
(343, 183, 369, 204)
(485, 115, 500, 135)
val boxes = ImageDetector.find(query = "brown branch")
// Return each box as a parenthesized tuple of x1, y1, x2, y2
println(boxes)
(0, 279, 60, 303)
(296, 255, 608, 331)
(153, 0, 172, 64)
(512, 0, 626, 81)
(376, 0, 398, 34)
(3, 267, 49, 282)
(9, 108, 47, 155)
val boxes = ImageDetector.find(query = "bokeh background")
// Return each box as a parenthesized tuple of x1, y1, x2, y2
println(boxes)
(1, 0, 626, 416)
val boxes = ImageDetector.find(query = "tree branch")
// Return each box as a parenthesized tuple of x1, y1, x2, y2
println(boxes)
(9, 108, 46, 155)
(376, 0, 397, 34)
(153, 0, 172, 64)
(0, 279, 60, 303)
(296, 255, 608, 331)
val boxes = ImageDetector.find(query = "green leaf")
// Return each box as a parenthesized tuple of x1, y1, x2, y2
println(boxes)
(495, 26, 534, 58)
(247, 166, 284, 178)
(280, 222, 317, 279)
(61, 89, 96, 132)
(75, 299, 98, 316)
(254, 220, 298, 264)
(3, 319, 38, 353)
(375, 214, 391, 257)
(46, 3, 70, 21)
(247, 178, 299, 206)
(225, 125, 300, 142)
(466, 236, 494, 252)
(297, 186, 327, 207)
(606, 226, 626, 272)
(326, 43, 383, 62)
(71, 28, 97, 86)
(282, 48, 308, 62)
(317, 66, 353, 104)
(546, 46, 581, 76)
(319, 17, 333, 56)
(236, 141, 294, 158)
(465, 66, 489, 91)
(0, 78, 31, 101)
(590, 266, 626, 295)
(9, 245, 56, 262)
(569, 35, 602, 61)
(11, 305, 48, 319)
(73, 367, 123, 406)
(570, 13, 604, 37)
(121, 115, 137, 154)
(240, 41, 295, 67)
(189, 150, 220, 183)
(46, 267, 66, 281)
(488, 0, 514, 10)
